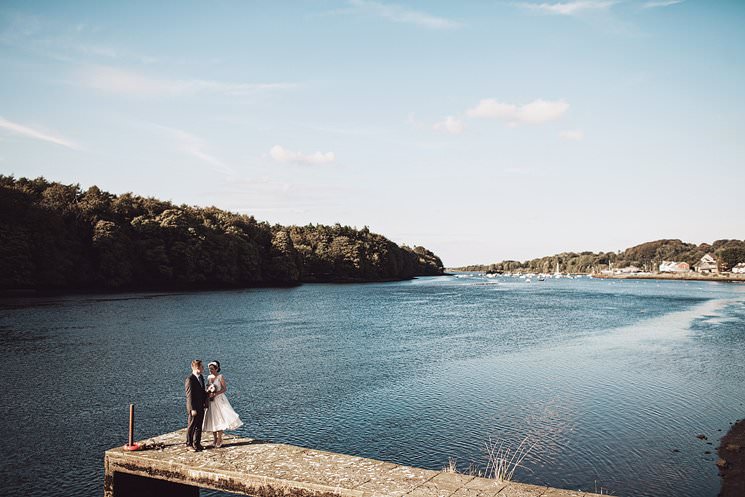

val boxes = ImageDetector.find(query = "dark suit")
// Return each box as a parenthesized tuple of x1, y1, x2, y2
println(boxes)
(185, 373, 208, 448)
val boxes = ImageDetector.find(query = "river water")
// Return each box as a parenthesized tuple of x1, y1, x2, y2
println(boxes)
(1, 275, 744, 496)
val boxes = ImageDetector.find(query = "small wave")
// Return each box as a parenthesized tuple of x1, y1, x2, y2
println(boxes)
(396, 299, 431, 305)
(587, 297, 739, 347)
(700, 316, 740, 326)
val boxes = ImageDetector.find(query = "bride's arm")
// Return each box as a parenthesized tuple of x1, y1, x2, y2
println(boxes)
(217, 375, 227, 396)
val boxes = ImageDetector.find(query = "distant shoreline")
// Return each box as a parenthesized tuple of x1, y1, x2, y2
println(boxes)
(446, 270, 745, 283)
(591, 273, 745, 283)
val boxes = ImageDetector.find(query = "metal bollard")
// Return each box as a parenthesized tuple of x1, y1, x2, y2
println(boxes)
(123, 404, 141, 451)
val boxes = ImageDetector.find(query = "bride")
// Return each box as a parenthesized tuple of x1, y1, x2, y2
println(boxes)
(202, 360, 243, 447)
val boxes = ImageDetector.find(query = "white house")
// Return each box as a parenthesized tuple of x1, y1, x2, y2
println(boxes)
(694, 254, 719, 274)
(659, 261, 690, 273)
(732, 262, 745, 274)
(615, 266, 642, 274)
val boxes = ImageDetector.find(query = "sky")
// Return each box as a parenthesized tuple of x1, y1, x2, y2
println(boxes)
(1, 1, 743, 267)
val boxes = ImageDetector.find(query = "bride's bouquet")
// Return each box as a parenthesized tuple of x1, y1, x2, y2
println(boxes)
(207, 383, 217, 400)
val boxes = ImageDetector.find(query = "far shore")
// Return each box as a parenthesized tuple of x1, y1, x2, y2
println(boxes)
(591, 272, 745, 283)
(447, 269, 745, 283)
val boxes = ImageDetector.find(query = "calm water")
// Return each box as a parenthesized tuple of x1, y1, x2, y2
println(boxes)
(1, 276, 744, 497)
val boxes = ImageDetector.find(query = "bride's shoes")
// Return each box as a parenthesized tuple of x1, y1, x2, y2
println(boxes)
(214, 432, 223, 448)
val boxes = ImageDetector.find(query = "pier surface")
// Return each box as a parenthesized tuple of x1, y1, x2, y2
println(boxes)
(104, 430, 600, 497)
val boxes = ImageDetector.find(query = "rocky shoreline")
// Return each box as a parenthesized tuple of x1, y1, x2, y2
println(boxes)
(718, 419, 745, 496)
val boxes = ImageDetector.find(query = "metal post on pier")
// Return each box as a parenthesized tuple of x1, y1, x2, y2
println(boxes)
(123, 404, 141, 451)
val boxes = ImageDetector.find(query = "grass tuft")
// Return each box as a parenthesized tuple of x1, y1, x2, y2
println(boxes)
(483, 435, 536, 482)
(443, 457, 458, 473)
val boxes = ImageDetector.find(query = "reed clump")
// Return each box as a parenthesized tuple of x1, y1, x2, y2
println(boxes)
(483, 436, 536, 482)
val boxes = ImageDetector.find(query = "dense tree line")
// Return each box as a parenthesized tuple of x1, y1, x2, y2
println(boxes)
(455, 238, 745, 274)
(0, 176, 443, 291)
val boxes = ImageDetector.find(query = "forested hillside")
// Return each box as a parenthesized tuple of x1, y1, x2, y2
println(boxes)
(455, 238, 745, 274)
(0, 176, 443, 291)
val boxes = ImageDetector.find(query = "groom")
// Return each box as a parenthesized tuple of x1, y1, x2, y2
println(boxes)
(185, 359, 208, 451)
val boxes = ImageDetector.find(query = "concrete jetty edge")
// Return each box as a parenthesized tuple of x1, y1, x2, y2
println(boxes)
(104, 430, 602, 497)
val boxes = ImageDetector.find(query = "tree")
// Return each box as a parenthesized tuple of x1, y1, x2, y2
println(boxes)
(0, 176, 444, 291)
(716, 245, 745, 271)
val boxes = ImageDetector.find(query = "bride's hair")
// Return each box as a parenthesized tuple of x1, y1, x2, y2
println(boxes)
(208, 360, 221, 373)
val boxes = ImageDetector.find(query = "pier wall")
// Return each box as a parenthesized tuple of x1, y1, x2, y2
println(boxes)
(104, 430, 600, 497)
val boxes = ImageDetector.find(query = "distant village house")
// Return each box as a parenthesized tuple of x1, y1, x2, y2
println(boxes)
(694, 254, 719, 274)
(732, 262, 745, 274)
(659, 261, 690, 273)
(613, 265, 642, 275)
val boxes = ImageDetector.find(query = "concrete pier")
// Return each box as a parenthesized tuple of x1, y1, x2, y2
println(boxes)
(104, 430, 600, 497)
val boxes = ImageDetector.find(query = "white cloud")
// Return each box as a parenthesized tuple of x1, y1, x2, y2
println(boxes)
(433, 116, 464, 134)
(0, 14, 157, 64)
(270, 145, 336, 165)
(80, 66, 296, 97)
(559, 129, 584, 141)
(348, 0, 461, 29)
(518, 99, 570, 123)
(516, 1, 619, 16)
(642, 0, 683, 8)
(148, 124, 234, 175)
(466, 100, 518, 120)
(466, 99, 569, 125)
(0, 116, 81, 150)
(406, 112, 429, 131)
(171, 130, 229, 172)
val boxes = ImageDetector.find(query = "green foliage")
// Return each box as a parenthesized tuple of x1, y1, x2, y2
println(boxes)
(286, 224, 442, 282)
(455, 238, 745, 274)
(713, 241, 745, 271)
(267, 230, 302, 283)
(0, 176, 443, 291)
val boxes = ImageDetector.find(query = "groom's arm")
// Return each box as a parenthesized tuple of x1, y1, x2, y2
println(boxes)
(185, 377, 194, 412)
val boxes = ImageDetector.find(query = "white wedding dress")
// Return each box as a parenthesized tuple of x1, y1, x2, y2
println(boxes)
(202, 374, 243, 432)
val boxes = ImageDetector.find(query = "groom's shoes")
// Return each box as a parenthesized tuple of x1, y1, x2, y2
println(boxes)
(186, 445, 204, 452)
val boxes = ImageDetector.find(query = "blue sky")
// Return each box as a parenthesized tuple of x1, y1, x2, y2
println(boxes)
(1, 1, 743, 266)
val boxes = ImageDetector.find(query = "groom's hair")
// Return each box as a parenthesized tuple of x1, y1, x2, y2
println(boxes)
(191, 359, 202, 369)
